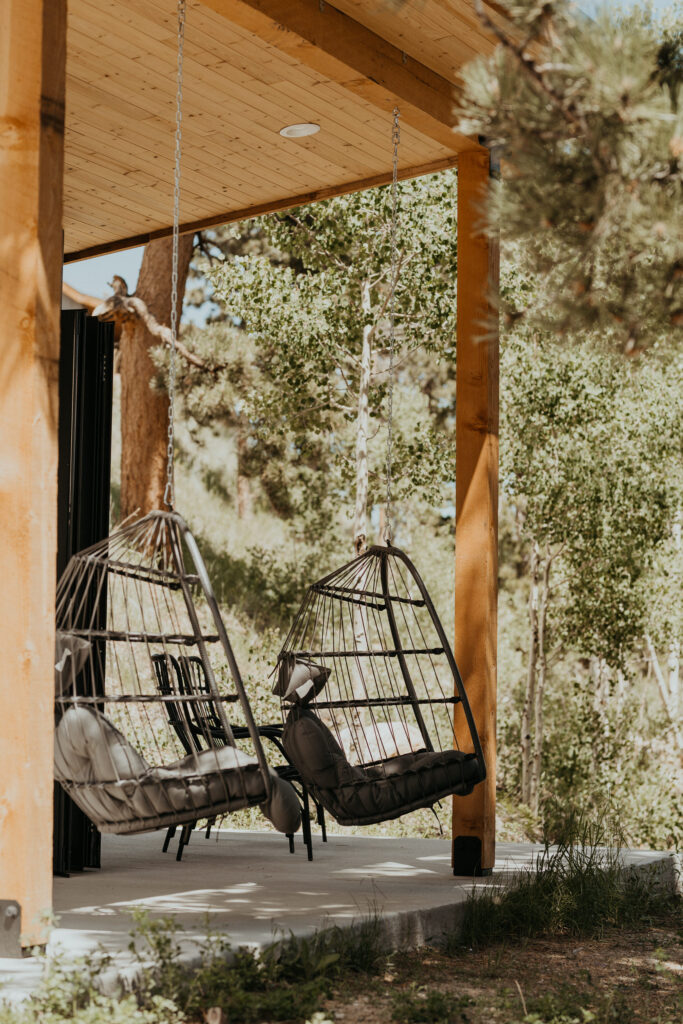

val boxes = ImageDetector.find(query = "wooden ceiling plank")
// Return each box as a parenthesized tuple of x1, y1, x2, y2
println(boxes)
(68, 13, 412, 175)
(67, 42, 378, 187)
(64, 157, 207, 219)
(66, 65, 340, 194)
(66, 77, 303, 196)
(199, 0, 479, 153)
(66, 122, 264, 206)
(65, 128, 289, 219)
(64, 151, 459, 261)
(270, 72, 440, 167)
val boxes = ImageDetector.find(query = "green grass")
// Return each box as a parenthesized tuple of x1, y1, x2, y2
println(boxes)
(449, 812, 677, 953)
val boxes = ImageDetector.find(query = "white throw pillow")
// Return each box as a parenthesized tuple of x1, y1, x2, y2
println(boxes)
(54, 631, 92, 695)
(275, 657, 331, 704)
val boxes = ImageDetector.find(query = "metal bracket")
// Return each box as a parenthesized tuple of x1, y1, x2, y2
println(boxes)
(452, 837, 493, 878)
(0, 901, 22, 958)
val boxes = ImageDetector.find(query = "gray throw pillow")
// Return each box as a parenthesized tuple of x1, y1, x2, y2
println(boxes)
(55, 705, 149, 783)
(260, 771, 302, 834)
(274, 655, 331, 705)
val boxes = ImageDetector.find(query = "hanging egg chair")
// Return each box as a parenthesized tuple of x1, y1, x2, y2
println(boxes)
(274, 544, 485, 827)
(53, 1, 300, 848)
(273, 107, 485, 827)
(55, 509, 301, 838)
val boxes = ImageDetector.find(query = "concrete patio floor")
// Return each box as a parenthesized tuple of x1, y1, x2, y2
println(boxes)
(1, 829, 677, 1003)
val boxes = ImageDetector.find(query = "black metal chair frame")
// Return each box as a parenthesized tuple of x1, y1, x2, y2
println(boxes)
(152, 653, 325, 860)
(275, 543, 486, 827)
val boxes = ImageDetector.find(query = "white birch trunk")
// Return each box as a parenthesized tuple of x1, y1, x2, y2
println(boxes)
(645, 633, 683, 751)
(521, 540, 539, 805)
(668, 641, 680, 717)
(352, 279, 373, 555)
(530, 548, 551, 816)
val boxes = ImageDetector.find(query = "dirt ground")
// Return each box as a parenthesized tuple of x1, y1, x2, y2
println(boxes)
(320, 920, 682, 1024)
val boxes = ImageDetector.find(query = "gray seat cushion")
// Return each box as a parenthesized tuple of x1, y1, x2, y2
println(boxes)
(282, 707, 482, 826)
(54, 706, 292, 835)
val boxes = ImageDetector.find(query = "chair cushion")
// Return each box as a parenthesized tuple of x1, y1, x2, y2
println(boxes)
(283, 707, 482, 826)
(54, 705, 149, 783)
(54, 706, 288, 834)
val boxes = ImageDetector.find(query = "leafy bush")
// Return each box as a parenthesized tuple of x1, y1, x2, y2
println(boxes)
(452, 812, 676, 951)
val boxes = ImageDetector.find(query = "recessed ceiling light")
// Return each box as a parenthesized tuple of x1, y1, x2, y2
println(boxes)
(279, 122, 320, 139)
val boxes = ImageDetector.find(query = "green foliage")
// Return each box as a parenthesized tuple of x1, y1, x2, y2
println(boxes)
(502, 334, 683, 666)
(452, 811, 676, 952)
(0, 950, 181, 1024)
(459, 1, 683, 350)
(127, 909, 385, 1024)
(541, 676, 683, 851)
(392, 987, 471, 1023)
(182, 174, 459, 536)
(0, 913, 385, 1024)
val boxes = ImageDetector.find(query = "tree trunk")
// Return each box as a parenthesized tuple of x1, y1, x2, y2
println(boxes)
(645, 633, 683, 751)
(668, 641, 680, 718)
(352, 279, 373, 555)
(521, 540, 539, 805)
(671, 507, 681, 716)
(530, 547, 551, 816)
(236, 419, 252, 520)
(120, 234, 194, 520)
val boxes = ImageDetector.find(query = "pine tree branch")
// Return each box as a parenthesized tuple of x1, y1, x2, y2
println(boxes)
(93, 285, 224, 373)
(473, 0, 584, 132)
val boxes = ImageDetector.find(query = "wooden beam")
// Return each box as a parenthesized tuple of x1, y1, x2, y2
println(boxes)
(201, 0, 476, 153)
(64, 152, 459, 263)
(452, 149, 499, 876)
(0, 0, 66, 946)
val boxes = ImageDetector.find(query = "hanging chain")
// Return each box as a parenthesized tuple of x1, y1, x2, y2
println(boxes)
(384, 107, 400, 544)
(164, 0, 186, 510)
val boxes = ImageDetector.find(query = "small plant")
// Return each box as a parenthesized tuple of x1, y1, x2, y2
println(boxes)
(129, 909, 385, 1023)
(392, 985, 471, 1024)
(0, 949, 182, 1024)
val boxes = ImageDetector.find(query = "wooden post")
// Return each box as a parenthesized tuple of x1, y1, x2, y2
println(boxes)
(452, 149, 499, 876)
(0, 0, 66, 947)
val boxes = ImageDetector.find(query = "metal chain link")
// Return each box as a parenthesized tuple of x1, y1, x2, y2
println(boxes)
(384, 107, 400, 544)
(164, 0, 186, 510)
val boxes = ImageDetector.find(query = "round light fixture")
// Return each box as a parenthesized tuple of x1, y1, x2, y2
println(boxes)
(279, 122, 320, 139)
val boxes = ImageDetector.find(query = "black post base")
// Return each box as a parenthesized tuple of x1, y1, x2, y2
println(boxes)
(452, 836, 493, 877)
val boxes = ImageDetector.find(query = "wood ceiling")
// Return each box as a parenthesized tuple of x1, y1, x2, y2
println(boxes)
(64, 0, 505, 261)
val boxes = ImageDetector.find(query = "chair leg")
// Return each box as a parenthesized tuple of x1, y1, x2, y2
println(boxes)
(205, 817, 216, 840)
(317, 803, 327, 843)
(287, 832, 295, 854)
(176, 824, 192, 861)
(162, 825, 176, 853)
(302, 788, 313, 862)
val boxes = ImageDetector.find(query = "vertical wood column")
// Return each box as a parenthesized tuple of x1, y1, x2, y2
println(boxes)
(452, 148, 499, 876)
(0, 0, 66, 946)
